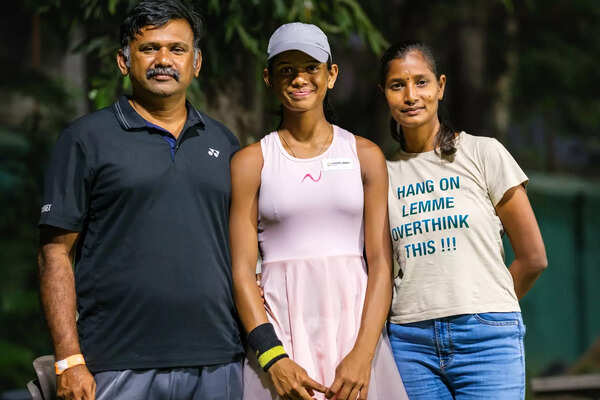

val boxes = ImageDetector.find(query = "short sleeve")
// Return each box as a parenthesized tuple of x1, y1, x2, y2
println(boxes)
(227, 128, 240, 159)
(38, 128, 93, 231)
(479, 138, 528, 207)
(230, 137, 240, 159)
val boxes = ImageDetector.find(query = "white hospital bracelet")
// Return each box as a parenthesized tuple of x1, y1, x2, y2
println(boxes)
(55, 354, 86, 375)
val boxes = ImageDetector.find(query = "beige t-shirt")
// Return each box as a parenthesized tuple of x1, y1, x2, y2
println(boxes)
(387, 132, 527, 324)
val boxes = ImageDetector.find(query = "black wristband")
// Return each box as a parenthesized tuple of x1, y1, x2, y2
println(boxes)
(248, 323, 289, 371)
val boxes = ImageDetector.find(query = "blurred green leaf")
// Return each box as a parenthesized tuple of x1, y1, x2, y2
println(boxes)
(224, 17, 237, 42)
(273, 0, 286, 18)
(2, 291, 39, 314)
(108, 0, 119, 15)
(503, 0, 515, 13)
(207, 0, 220, 13)
(236, 24, 260, 56)
(122, 75, 131, 91)
(72, 35, 111, 54)
(0, 340, 35, 382)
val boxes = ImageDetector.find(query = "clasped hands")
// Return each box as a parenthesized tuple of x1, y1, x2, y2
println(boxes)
(268, 348, 372, 400)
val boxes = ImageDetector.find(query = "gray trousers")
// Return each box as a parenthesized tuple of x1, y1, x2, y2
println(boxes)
(94, 361, 243, 400)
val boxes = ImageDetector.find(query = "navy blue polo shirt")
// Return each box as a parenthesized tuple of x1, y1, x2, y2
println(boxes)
(39, 96, 244, 372)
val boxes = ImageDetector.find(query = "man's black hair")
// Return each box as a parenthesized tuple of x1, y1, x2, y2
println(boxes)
(120, 0, 203, 49)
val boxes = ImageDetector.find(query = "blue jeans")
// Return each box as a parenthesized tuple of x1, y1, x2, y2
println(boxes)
(388, 313, 526, 399)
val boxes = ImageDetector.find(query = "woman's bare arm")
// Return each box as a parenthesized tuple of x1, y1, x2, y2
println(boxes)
(230, 143, 268, 331)
(230, 143, 327, 400)
(496, 185, 547, 299)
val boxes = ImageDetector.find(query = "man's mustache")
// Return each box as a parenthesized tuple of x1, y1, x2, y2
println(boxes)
(146, 67, 180, 81)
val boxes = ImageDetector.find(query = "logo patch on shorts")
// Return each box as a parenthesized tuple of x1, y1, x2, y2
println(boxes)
(41, 204, 52, 213)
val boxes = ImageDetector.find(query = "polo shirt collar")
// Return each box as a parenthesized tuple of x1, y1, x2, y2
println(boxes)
(113, 95, 206, 132)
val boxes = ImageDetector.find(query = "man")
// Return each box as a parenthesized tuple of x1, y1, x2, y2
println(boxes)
(38, 1, 244, 398)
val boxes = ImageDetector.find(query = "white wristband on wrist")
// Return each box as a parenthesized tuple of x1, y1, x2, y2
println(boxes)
(55, 354, 86, 375)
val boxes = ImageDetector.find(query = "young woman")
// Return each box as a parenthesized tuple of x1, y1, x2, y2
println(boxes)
(230, 23, 407, 400)
(381, 41, 548, 399)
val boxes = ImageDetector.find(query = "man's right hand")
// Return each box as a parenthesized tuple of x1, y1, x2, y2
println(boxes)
(57, 364, 96, 400)
(39, 227, 91, 399)
(268, 357, 328, 400)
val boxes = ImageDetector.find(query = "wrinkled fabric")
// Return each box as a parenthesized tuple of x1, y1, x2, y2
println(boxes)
(244, 256, 407, 399)
(95, 362, 243, 400)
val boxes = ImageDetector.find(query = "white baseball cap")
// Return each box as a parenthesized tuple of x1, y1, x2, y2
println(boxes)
(267, 22, 332, 63)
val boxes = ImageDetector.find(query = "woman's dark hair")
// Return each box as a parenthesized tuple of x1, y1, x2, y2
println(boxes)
(120, 0, 203, 51)
(267, 58, 337, 129)
(379, 41, 456, 157)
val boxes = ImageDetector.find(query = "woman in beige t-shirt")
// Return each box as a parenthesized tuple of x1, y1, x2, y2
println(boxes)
(380, 41, 547, 399)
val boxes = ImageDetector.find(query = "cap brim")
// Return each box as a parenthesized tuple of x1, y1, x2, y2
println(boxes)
(268, 43, 330, 63)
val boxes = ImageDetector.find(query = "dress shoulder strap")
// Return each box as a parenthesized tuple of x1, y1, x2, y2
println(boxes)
(331, 125, 360, 160)
(259, 131, 279, 166)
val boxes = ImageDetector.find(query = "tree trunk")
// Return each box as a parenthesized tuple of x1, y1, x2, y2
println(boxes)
(491, 15, 518, 142)
(455, 1, 488, 135)
(62, 23, 89, 117)
(205, 58, 266, 146)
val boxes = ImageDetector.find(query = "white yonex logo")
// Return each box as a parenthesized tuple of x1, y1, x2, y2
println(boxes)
(41, 204, 52, 213)
(208, 148, 220, 158)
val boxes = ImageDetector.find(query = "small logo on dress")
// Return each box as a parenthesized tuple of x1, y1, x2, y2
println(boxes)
(301, 171, 322, 183)
(208, 148, 220, 158)
(41, 204, 52, 213)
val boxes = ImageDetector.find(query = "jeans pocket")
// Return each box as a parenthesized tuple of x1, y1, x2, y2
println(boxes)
(473, 312, 519, 326)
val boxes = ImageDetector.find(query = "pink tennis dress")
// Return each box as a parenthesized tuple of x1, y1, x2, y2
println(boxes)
(243, 126, 407, 399)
